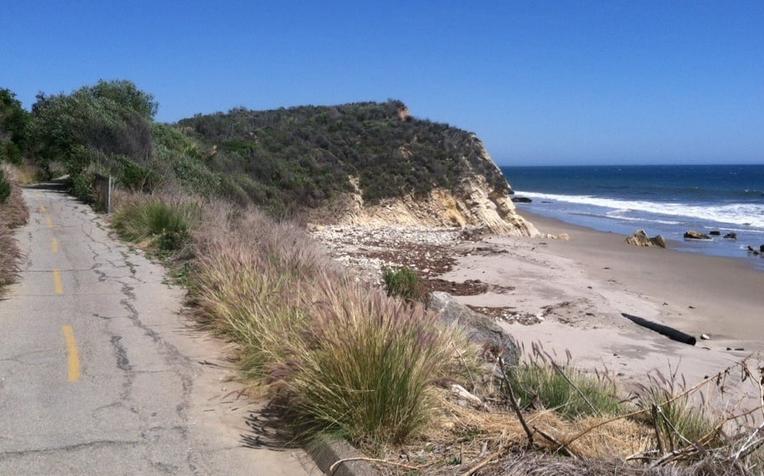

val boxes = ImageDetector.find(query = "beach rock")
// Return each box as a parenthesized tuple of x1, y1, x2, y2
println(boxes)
(760, 245, 764, 253)
(511, 196, 532, 203)
(652, 235, 668, 248)
(723, 232, 737, 240)
(625, 230, 667, 248)
(709, 230, 721, 236)
(450, 384, 483, 408)
(429, 291, 519, 365)
(684, 230, 711, 240)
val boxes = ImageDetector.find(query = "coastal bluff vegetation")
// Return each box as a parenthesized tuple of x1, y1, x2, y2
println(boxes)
(15, 80, 534, 235)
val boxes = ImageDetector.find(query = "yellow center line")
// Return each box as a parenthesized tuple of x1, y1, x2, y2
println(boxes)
(53, 269, 64, 295)
(62, 325, 81, 382)
(51, 238, 59, 254)
(46, 215, 55, 229)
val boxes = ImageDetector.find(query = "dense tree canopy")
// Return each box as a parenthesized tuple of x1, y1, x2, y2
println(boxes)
(0, 88, 29, 163)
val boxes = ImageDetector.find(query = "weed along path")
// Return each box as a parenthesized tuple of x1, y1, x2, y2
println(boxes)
(0, 186, 317, 475)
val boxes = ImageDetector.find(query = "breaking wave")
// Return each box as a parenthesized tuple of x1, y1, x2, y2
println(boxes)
(517, 191, 764, 229)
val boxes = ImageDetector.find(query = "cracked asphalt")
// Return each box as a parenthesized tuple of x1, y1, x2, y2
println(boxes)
(0, 188, 318, 475)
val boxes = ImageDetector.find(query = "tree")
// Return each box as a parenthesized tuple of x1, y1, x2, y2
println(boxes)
(0, 88, 29, 163)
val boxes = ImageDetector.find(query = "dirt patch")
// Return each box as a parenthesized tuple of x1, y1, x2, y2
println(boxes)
(428, 278, 489, 295)
(467, 305, 543, 325)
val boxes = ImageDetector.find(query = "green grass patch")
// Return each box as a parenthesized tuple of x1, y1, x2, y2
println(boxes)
(636, 371, 720, 446)
(113, 199, 198, 253)
(382, 266, 426, 302)
(504, 349, 622, 419)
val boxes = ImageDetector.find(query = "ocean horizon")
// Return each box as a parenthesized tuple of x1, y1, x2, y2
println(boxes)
(502, 164, 764, 268)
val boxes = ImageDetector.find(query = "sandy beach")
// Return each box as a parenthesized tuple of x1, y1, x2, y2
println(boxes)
(312, 210, 764, 407)
(447, 211, 764, 405)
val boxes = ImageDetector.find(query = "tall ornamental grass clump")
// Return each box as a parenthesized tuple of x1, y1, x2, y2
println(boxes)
(291, 280, 459, 444)
(0, 166, 29, 291)
(636, 372, 720, 446)
(190, 207, 318, 379)
(184, 200, 464, 444)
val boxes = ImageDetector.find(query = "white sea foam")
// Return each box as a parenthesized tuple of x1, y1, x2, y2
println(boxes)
(517, 191, 764, 229)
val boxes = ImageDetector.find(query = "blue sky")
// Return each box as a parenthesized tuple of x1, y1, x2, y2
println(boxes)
(1, 1, 762, 165)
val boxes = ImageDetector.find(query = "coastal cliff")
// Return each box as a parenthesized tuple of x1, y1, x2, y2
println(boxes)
(338, 153, 536, 236)
(177, 100, 536, 235)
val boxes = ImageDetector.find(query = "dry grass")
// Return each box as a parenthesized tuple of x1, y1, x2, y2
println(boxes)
(485, 451, 754, 476)
(385, 390, 651, 473)
(9, 161, 41, 186)
(0, 165, 29, 292)
(112, 193, 470, 446)
(371, 357, 764, 475)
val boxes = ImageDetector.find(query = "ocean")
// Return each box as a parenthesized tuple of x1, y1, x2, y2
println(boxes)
(501, 164, 764, 269)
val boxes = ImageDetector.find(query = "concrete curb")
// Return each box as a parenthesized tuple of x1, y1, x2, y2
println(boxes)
(307, 435, 381, 476)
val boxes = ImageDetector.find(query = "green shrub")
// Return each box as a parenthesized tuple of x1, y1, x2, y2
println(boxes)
(69, 171, 95, 203)
(504, 350, 622, 419)
(0, 141, 22, 164)
(0, 169, 10, 203)
(382, 266, 426, 302)
(28, 80, 156, 187)
(0, 89, 29, 158)
(113, 199, 198, 253)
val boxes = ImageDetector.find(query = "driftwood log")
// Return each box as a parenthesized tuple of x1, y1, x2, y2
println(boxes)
(621, 313, 697, 346)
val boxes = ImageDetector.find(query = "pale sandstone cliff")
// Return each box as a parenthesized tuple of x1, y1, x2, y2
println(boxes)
(334, 139, 537, 237)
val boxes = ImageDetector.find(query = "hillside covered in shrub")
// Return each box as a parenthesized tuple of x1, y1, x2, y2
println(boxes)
(177, 101, 511, 214)
(6, 80, 514, 217)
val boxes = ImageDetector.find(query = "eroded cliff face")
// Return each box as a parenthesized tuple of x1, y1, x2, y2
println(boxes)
(333, 140, 537, 236)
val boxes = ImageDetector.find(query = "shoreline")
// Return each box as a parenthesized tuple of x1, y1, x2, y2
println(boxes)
(516, 205, 764, 272)
(311, 211, 763, 407)
(445, 210, 763, 405)
(516, 210, 763, 344)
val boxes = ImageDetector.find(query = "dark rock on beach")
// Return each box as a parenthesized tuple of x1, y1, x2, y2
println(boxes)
(511, 196, 532, 203)
(684, 230, 711, 240)
(429, 291, 519, 365)
(709, 230, 721, 236)
(625, 229, 666, 248)
(723, 232, 737, 240)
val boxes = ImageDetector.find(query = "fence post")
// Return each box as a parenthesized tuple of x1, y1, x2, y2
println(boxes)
(93, 173, 113, 213)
